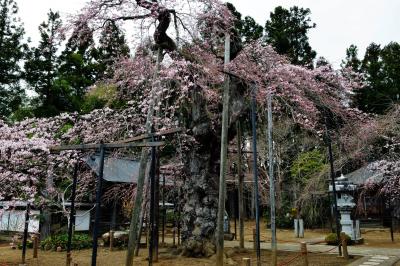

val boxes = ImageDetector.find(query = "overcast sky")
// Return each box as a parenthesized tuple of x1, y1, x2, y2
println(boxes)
(16, 0, 400, 69)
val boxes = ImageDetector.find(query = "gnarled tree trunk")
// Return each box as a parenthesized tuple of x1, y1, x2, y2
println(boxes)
(181, 79, 245, 257)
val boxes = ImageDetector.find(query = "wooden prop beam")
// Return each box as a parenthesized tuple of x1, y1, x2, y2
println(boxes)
(50, 141, 165, 152)
(116, 127, 182, 144)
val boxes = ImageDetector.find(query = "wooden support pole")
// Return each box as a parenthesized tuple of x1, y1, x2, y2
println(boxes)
(300, 242, 309, 266)
(154, 149, 160, 262)
(110, 230, 115, 252)
(216, 33, 231, 266)
(149, 145, 156, 266)
(325, 121, 342, 257)
(67, 163, 79, 266)
(251, 84, 261, 266)
(111, 198, 117, 231)
(126, 48, 163, 266)
(21, 202, 30, 265)
(242, 258, 251, 266)
(237, 121, 245, 249)
(267, 93, 277, 266)
(172, 183, 177, 247)
(340, 232, 349, 259)
(161, 173, 166, 246)
(253, 228, 257, 251)
(136, 171, 152, 257)
(389, 205, 394, 242)
(33, 234, 38, 259)
(177, 188, 181, 246)
(135, 209, 145, 256)
(91, 144, 105, 266)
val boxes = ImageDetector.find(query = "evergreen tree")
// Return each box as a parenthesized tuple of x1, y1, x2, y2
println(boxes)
(355, 42, 400, 113)
(58, 22, 98, 104)
(355, 43, 383, 112)
(241, 16, 263, 44)
(0, 0, 26, 117)
(341, 44, 361, 71)
(24, 10, 65, 117)
(97, 21, 130, 78)
(226, 2, 263, 44)
(265, 6, 316, 68)
(380, 42, 400, 104)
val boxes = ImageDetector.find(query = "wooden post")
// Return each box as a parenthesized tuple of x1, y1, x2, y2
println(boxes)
(125, 48, 163, 266)
(162, 173, 166, 246)
(91, 144, 105, 266)
(172, 192, 176, 247)
(177, 188, 181, 246)
(216, 33, 231, 266)
(21, 202, 30, 265)
(148, 144, 157, 266)
(135, 209, 144, 256)
(325, 121, 342, 256)
(136, 170, 152, 257)
(237, 121, 245, 249)
(111, 198, 117, 231)
(228, 190, 236, 239)
(154, 149, 160, 262)
(340, 232, 349, 259)
(300, 242, 308, 266)
(242, 258, 251, 266)
(253, 228, 257, 250)
(390, 215, 394, 242)
(251, 84, 261, 266)
(67, 163, 79, 266)
(267, 93, 277, 266)
(33, 234, 38, 259)
(109, 230, 115, 251)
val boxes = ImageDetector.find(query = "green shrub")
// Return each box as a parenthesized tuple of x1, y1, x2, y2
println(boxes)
(41, 233, 92, 251)
(264, 205, 293, 229)
(17, 240, 33, 249)
(54, 122, 74, 139)
(165, 210, 180, 224)
(81, 95, 107, 114)
(11, 107, 35, 121)
(325, 233, 352, 245)
(81, 83, 118, 113)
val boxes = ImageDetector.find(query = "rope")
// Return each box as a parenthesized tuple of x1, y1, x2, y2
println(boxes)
(310, 245, 340, 254)
(278, 252, 303, 266)
(277, 241, 344, 266)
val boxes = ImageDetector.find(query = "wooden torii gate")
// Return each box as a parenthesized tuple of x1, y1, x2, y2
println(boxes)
(47, 127, 181, 266)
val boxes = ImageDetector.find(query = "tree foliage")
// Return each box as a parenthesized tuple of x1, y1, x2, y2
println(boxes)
(96, 20, 130, 78)
(265, 6, 316, 68)
(0, 0, 26, 118)
(353, 42, 400, 113)
(24, 10, 65, 117)
(57, 21, 98, 103)
(341, 44, 361, 71)
(226, 2, 263, 44)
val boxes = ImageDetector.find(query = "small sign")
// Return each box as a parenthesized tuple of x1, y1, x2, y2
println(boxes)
(85, 155, 150, 183)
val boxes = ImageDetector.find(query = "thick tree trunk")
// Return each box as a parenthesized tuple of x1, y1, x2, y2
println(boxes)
(180, 88, 220, 257)
(180, 80, 245, 257)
